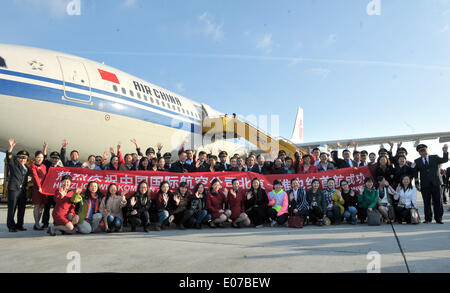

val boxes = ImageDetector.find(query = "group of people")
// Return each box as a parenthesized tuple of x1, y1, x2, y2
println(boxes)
(4, 137, 449, 235)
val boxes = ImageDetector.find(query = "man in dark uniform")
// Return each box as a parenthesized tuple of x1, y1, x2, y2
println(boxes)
(5, 138, 30, 232)
(163, 152, 172, 170)
(414, 144, 448, 224)
(193, 151, 210, 172)
(41, 151, 61, 229)
(216, 151, 229, 171)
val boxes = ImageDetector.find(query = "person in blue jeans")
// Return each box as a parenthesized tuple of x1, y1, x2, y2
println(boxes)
(190, 183, 212, 229)
(340, 180, 358, 225)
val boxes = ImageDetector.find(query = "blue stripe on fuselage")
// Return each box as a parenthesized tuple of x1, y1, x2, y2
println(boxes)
(0, 77, 201, 134)
(0, 69, 199, 120)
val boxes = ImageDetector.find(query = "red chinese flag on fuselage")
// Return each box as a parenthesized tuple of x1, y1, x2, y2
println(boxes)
(98, 69, 120, 84)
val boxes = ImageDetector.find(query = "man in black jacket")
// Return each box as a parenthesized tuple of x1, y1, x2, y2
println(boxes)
(334, 150, 357, 169)
(60, 139, 82, 168)
(5, 138, 30, 232)
(414, 144, 448, 224)
(169, 151, 193, 173)
(250, 154, 272, 175)
(192, 151, 210, 172)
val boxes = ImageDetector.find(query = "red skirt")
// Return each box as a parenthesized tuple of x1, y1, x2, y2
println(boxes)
(32, 187, 48, 205)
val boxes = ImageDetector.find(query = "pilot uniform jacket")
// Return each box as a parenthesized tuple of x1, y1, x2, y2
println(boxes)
(414, 154, 449, 188)
(6, 151, 30, 191)
(216, 162, 229, 172)
(334, 158, 358, 169)
(6, 151, 30, 229)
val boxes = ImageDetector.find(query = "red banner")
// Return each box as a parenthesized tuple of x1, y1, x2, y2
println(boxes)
(41, 166, 372, 198)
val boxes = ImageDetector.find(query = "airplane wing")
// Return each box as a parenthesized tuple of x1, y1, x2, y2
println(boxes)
(295, 131, 450, 151)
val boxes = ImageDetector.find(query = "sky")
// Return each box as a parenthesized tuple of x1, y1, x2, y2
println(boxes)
(1, 0, 450, 173)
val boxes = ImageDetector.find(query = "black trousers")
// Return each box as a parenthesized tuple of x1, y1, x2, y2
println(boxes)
(267, 208, 289, 225)
(247, 206, 269, 226)
(308, 206, 323, 223)
(422, 185, 443, 222)
(7, 189, 27, 229)
(174, 209, 195, 225)
(42, 195, 55, 226)
(128, 211, 150, 229)
(395, 206, 411, 223)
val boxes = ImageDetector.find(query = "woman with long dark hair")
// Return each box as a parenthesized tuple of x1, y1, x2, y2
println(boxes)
(137, 157, 150, 171)
(154, 181, 175, 231)
(244, 178, 270, 228)
(48, 175, 82, 236)
(72, 181, 104, 234)
(30, 149, 48, 230)
(126, 181, 152, 232)
(189, 183, 212, 229)
(104, 155, 120, 170)
(394, 175, 418, 224)
(100, 183, 128, 232)
(206, 179, 231, 227)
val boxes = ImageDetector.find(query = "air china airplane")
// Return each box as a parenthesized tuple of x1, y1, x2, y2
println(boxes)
(0, 44, 244, 159)
(0, 44, 449, 161)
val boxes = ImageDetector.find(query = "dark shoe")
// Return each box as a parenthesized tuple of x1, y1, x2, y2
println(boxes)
(232, 222, 239, 228)
(195, 223, 202, 229)
(106, 229, 113, 233)
(9, 228, 17, 233)
(423, 220, 431, 224)
(42, 224, 49, 229)
(209, 222, 216, 228)
(47, 227, 56, 236)
(33, 224, 44, 231)
(143, 226, 150, 232)
(436, 220, 444, 224)
(216, 223, 225, 228)
(176, 224, 185, 230)
(155, 226, 161, 231)
(16, 226, 27, 231)
(131, 227, 136, 232)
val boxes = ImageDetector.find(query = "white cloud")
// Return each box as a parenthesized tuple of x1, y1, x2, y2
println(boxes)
(257, 33, 273, 53)
(198, 12, 224, 41)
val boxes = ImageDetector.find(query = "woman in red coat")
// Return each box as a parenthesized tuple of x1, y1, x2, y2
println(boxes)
(224, 179, 251, 228)
(48, 175, 82, 236)
(206, 179, 231, 228)
(30, 149, 48, 231)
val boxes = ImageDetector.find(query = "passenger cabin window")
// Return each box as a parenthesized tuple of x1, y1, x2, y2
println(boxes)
(161, 101, 165, 107)
(130, 90, 134, 97)
(144, 95, 148, 101)
(137, 93, 141, 99)
(150, 97, 154, 103)
(113, 85, 118, 92)
(122, 88, 126, 94)
(156, 100, 160, 105)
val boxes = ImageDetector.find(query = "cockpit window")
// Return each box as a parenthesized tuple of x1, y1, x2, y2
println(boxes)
(0, 57, 6, 68)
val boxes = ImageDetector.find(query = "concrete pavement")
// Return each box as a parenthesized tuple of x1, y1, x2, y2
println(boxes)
(0, 194, 449, 273)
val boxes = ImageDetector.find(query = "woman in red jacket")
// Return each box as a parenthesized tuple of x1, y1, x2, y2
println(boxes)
(206, 179, 231, 228)
(224, 179, 251, 228)
(30, 150, 48, 231)
(48, 175, 82, 236)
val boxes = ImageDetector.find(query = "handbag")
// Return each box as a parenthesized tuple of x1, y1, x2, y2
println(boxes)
(367, 209, 381, 226)
(410, 202, 421, 224)
(288, 215, 304, 228)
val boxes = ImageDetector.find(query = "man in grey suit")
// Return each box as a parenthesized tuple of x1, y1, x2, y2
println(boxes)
(414, 144, 448, 224)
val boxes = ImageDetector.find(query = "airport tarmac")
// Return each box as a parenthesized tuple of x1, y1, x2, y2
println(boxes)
(0, 194, 449, 273)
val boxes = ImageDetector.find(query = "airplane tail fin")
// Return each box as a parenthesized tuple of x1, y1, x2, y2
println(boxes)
(290, 107, 304, 144)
